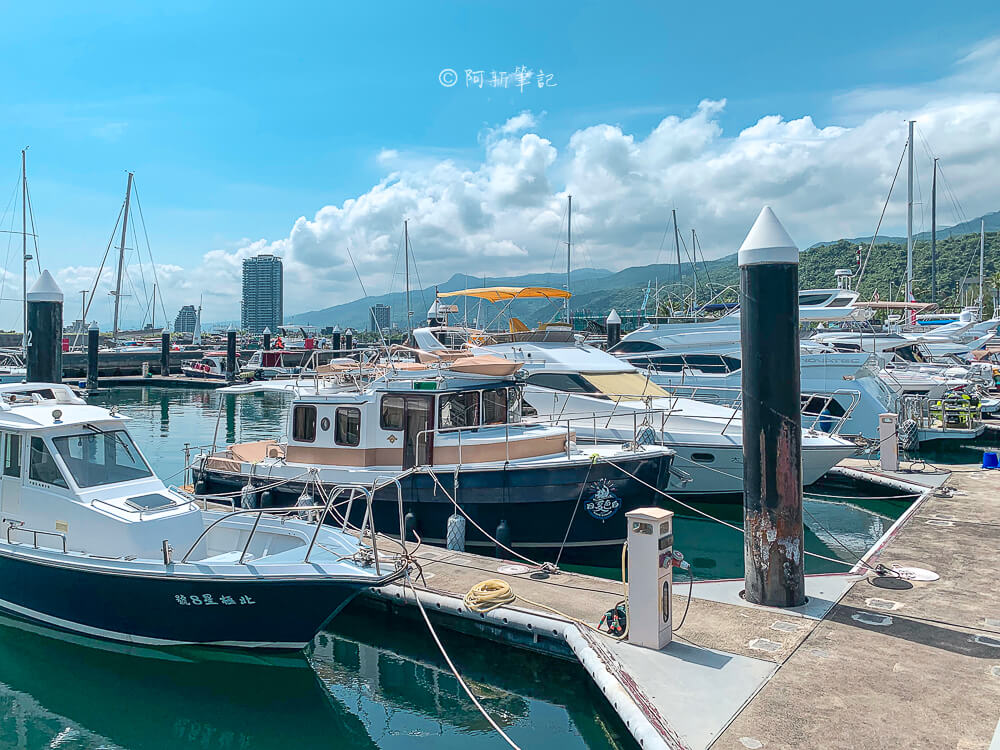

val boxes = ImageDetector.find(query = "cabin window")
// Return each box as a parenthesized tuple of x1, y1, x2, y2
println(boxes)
(525, 373, 597, 393)
(380, 395, 405, 431)
(609, 340, 663, 354)
(507, 388, 523, 423)
(439, 392, 480, 429)
(292, 405, 317, 443)
(52, 430, 153, 488)
(28, 437, 69, 489)
(691, 453, 715, 463)
(483, 389, 508, 425)
(2, 433, 20, 478)
(335, 408, 361, 447)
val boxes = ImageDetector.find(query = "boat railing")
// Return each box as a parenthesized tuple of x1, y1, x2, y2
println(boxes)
(659, 383, 861, 435)
(413, 408, 670, 471)
(179, 482, 386, 572)
(900, 392, 982, 433)
(4, 519, 67, 553)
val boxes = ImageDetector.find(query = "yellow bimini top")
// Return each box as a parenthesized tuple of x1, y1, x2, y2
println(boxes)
(438, 287, 572, 303)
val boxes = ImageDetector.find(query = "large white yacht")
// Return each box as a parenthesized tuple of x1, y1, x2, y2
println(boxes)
(411, 299, 857, 503)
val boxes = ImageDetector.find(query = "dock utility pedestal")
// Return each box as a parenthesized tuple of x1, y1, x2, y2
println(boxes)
(879, 412, 899, 471)
(625, 507, 674, 650)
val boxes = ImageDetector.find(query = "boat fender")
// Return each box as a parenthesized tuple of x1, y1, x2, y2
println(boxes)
(259, 490, 273, 508)
(495, 519, 511, 558)
(239, 484, 258, 509)
(404, 511, 417, 542)
(194, 479, 207, 495)
(296, 491, 315, 522)
(899, 418, 919, 451)
(446, 513, 466, 552)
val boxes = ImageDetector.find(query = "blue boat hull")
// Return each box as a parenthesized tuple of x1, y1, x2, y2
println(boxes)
(0, 550, 375, 649)
(195, 452, 671, 567)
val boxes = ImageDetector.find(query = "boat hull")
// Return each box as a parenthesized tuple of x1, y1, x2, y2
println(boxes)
(0, 549, 370, 649)
(195, 452, 671, 567)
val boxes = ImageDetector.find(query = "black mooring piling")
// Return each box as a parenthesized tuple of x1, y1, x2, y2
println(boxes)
(344, 328, 354, 353)
(262, 327, 271, 352)
(606, 309, 621, 349)
(86, 323, 99, 391)
(331, 326, 341, 353)
(160, 331, 170, 376)
(739, 206, 805, 608)
(226, 327, 237, 383)
(26, 270, 64, 384)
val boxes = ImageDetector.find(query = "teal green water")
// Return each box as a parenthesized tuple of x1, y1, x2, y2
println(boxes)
(0, 387, 916, 749)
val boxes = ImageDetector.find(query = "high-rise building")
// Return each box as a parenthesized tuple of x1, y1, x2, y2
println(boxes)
(241, 254, 283, 334)
(369, 303, 391, 333)
(174, 305, 198, 333)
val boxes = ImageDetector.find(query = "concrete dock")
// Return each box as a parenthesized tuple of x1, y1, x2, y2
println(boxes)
(353, 460, 1000, 750)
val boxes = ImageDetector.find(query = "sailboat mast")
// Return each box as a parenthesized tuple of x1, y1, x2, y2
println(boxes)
(112, 172, 134, 343)
(691, 228, 698, 310)
(404, 219, 411, 339)
(566, 194, 572, 322)
(931, 158, 937, 303)
(672, 209, 681, 309)
(906, 120, 914, 301)
(152, 283, 156, 330)
(21, 149, 27, 351)
(980, 219, 985, 314)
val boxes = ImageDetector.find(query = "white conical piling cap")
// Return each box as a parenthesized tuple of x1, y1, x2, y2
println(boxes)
(26, 269, 63, 303)
(738, 206, 799, 267)
(606, 309, 621, 325)
(263, 327, 271, 335)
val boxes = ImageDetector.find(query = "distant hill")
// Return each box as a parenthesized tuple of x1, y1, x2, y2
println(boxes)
(809, 210, 1000, 249)
(280, 210, 1000, 329)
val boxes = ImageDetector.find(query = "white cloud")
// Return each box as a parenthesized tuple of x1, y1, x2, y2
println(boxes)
(38, 36, 1000, 327)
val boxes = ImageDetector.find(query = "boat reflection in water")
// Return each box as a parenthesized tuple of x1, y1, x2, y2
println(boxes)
(0, 605, 632, 750)
(311, 606, 634, 749)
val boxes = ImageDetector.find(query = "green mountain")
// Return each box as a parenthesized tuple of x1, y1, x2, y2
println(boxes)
(286, 213, 1000, 329)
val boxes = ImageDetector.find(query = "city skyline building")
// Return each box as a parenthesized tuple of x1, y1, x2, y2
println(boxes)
(241, 254, 283, 334)
(174, 304, 198, 333)
(369, 303, 390, 333)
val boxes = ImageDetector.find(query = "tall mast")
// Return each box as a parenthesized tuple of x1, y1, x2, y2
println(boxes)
(404, 219, 411, 339)
(672, 208, 681, 308)
(691, 228, 698, 310)
(21, 149, 27, 352)
(931, 158, 938, 302)
(566, 194, 572, 322)
(980, 219, 985, 314)
(112, 172, 134, 343)
(152, 283, 156, 330)
(906, 120, 914, 301)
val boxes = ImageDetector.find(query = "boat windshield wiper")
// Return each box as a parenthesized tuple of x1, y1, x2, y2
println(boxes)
(82, 423, 136, 462)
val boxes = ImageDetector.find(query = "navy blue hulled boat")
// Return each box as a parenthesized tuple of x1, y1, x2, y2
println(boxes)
(193, 360, 674, 566)
(0, 383, 402, 649)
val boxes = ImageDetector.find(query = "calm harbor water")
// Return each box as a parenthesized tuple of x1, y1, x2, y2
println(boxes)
(0, 387, 921, 749)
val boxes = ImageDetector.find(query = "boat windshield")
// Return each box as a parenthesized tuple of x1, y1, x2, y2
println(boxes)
(582, 372, 670, 400)
(52, 430, 154, 488)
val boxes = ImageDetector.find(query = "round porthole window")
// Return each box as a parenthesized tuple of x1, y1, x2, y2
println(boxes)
(320, 417, 331, 431)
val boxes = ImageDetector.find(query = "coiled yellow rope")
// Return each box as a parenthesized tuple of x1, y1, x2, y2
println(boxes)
(464, 579, 517, 612)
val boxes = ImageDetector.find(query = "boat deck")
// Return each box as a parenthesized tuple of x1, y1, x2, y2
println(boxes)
(353, 458, 1000, 749)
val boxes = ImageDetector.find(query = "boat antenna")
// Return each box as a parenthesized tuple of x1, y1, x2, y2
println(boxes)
(112, 171, 134, 343)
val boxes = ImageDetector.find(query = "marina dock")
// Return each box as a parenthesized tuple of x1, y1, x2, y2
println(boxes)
(354, 460, 1000, 750)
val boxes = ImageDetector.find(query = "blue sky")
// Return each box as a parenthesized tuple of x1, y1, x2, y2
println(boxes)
(2, 2, 1000, 327)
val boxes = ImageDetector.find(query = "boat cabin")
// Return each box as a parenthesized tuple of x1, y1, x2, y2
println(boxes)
(0, 383, 201, 559)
